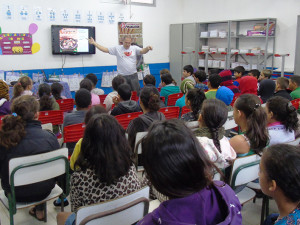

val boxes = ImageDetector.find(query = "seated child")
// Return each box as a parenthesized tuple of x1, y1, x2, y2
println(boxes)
(160, 73, 180, 105)
(258, 69, 276, 103)
(219, 70, 240, 94)
(175, 79, 194, 108)
(103, 75, 125, 113)
(51, 82, 66, 100)
(259, 144, 300, 224)
(0, 80, 11, 115)
(195, 99, 236, 168)
(182, 65, 196, 84)
(216, 86, 234, 111)
(229, 94, 269, 157)
(111, 83, 141, 116)
(38, 83, 60, 111)
(86, 73, 105, 96)
(181, 88, 206, 122)
(266, 96, 298, 145)
(143, 74, 156, 87)
(205, 74, 222, 99)
(80, 79, 100, 106)
(273, 77, 292, 101)
(12, 76, 33, 101)
(233, 66, 245, 86)
(138, 120, 242, 224)
(248, 69, 260, 80)
(193, 70, 208, 90)
(239, 76, 259, 95)
(289, 75, 300, 100)
(158, 68, 170, 89)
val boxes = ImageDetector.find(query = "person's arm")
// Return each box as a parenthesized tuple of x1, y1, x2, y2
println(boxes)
(140, 46, 153, 54)
(88, 37, 109, 53)
(229, 135, 250, 155)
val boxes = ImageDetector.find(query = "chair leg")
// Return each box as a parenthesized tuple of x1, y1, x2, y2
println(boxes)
(9, 207, 14, 225)
(60, 196, 65, 212)
(43, 202, 47, 222)
(260, 195, 266, 225)
(265, 197, 269, 218)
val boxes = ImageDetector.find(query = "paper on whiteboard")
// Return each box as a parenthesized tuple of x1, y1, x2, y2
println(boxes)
(0, 70, 4, 80)
(69, 74, 80, 91)
(6, 72, 20, 84)
(32, 73, 44, 84)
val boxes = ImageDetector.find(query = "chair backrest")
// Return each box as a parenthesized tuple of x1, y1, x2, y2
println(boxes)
(56, 98, 74, 112)
(181, 106, 191, 116)
(135, 132, 148, 155)
(76, 186, 150, 225)
(291, 98, 300, 110)
(230, 154, 261, 190)
(159, 106, 180, 119)
(167, 93, 183, 106)
(38, 110, 64, 125)
(131, 91, 139, 102)
(64, 123, 86, 143)
(224, 115, 237, 130)
(115, 112, 143, 129)
(286, 137, 300, 146)
(98, 94, 107, 104)
(9, 148, 68, 187)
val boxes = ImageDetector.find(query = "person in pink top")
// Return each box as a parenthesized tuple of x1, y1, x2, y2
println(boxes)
(79, 79, 100, 106)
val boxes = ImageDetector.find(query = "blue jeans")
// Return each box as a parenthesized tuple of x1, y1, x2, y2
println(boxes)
(65, 213, 76, 225)
(264, 213, 279, 225)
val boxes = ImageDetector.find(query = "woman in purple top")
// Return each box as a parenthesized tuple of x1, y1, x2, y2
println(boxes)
(138, 120, 242, 225)
(0, 80, 11, 115)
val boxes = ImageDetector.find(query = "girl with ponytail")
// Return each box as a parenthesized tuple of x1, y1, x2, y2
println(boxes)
(0, 80, 11, 115)
(195, 99, 236, 168)
(230, 94, 269, 156)
(12, 76, 33, 101)
(266, 96, 298, 145)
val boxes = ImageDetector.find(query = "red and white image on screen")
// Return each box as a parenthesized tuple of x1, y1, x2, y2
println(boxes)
(59, 28, 89, 53)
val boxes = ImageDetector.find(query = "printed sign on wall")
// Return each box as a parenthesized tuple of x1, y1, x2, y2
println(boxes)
(118, 22, 143, 47)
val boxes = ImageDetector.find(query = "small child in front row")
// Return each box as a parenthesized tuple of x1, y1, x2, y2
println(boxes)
(193, 70, 208, 90)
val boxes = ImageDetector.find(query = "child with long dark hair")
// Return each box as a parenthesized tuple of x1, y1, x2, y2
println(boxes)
(51, 82, 66, 100)
(195, 99, 236, 168)
(266, 96, 298, 145)
(230, 94, 269, 156)
(138, 120, 242, 224)
(38, 83, 60, 111)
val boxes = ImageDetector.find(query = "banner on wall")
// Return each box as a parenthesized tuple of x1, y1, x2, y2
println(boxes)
(118, 22, 143, 47)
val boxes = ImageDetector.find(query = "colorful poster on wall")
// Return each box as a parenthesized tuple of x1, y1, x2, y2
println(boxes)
(0, 23, 40, 55)
(118, 22, 143, 47)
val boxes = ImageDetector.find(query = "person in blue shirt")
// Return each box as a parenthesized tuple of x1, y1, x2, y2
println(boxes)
(160, 73, 180, 105)
(193, 70, 208, 91)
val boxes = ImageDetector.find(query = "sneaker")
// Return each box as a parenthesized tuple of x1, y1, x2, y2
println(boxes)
(53, 198, 69, 207)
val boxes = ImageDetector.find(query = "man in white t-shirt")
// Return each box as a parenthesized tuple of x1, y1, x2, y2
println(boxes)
(88, 36, 153, 94)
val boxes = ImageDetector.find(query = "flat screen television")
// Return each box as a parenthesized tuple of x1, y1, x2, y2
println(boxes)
(51, 25, 96, 55)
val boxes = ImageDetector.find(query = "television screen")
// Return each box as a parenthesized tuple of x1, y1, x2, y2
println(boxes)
(51, 25, 95, 55)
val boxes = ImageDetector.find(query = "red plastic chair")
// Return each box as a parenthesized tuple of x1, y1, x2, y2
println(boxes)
(115, 112, 143, 129)
(158, 87, 161, 92)
(131, 91, 139, 102)
(159, 107, 180, 119)
(181, 106, 191, 116)
(98, 94, 107, 104)
(0, 115, 5, 129)
(167, 93, 183, 106)
(56, 99, 74, 112)
(291, 98, 300, 109)
(64, 123, 86, 143)
(160, 96, 165, 103)
(230, 93, 242, 106)
(38, 110, 64, 125)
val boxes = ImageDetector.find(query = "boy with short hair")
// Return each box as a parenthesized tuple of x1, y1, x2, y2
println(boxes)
(86, 73, 104, 95)
(273, 77, 292, 101)
(160, 73, 180, 104)
(205, 74, 222, 99)
(289, 75, 300, 99)
(193, 70, 208, 90)
(248, 69, 260, 80)
(111, 83, 141, 116)
(258, 69, 276, 103)
(233, 66, 245, 86)
(182, 65, 196, 84)
(143, 74, 156, 87)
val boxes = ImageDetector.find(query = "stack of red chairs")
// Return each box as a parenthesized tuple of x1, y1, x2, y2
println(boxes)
(56, 99, 74, 112)
(115, 112, 143, 129)
(159, 107, 180, 119)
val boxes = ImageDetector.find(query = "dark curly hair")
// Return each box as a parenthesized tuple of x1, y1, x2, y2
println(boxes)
(38, 83, 53, 111)
(186, 88, 206, 120)
(140, 86, 160, 112)
(262, 144, 300, 203)
(267, 96, 299, 132)
(208, 74, 222, 89)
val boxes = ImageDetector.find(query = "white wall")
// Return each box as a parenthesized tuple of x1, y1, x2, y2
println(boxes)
(0, 0, 182, 71)
(180, 0, 300, 71)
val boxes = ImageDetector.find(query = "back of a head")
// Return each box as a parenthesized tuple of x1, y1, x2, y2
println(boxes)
(267, 96, 298, 132)
(75, 89, 91, 109)
(143, 74, 156, 86)
(183, 65, 194, 75)
(194, 70, 207, 83)
(276, 77, 289, 90)
(180, 79, 194, 94)
(239, 76, 258, 95)
(13, 76, 32, 99)
(142, 119, 214, 199)
(84, 105, 107, 124)
(161, 73, 173, 85)
(38, 83, 52, 111)
(160, 68, 170, 76)
(140, 86, 160, 112)
(208, 74, 222, 89)
(0, 95, 39, 149)
(75, 114, 131, 185)
(216, 86, 234, 106)
(235, 94, 269, 153)
(234, 66, 245, 75)
(263, 144, 300, 203)
(85, 73, 98, 87)
(208, 68, 219, 75)
(0, 80, 9, 101)
(290, 75, 300, 87)
(51, 82, 63, 100)
(118, 83, 131, 101)
(262, 69, 272, 79)
(249, 69, 260, 79)
(80, 78, 93, 92)
(112, 75, 126, 91)
(186, 88, 206, 118)
(219, 70, 233, 85)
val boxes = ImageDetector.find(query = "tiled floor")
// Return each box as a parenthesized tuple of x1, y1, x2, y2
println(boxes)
(0, 195, 279, 225)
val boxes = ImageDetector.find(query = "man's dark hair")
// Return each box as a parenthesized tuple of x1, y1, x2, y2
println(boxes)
(118, 83, 132, 101)
(194, 70, 207, 82)
(143, 74, 156, 86)
(85, 73, 98, 86)
(183, 65, 194, 75)
(208, 74, 222, 89)
(75, 88, 91, 109)
(234, 66, 245, 75)
(290, 75, 300, 86)
(161, 73, 174, 85)
(112, 75, 126, 91)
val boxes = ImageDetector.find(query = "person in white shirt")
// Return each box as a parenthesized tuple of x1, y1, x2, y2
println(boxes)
(88, 36, 153, 95)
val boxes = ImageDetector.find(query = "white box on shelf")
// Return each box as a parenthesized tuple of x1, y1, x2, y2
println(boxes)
(210, 30, 218, 37)
(251, 49, 262, 54)
(220, 61, 226, 68)
(200, 32, 209, 37)
(213, 60, 221, 68)
(202, 46, 209, 52)
(231, 49, 240, 54)
(208, 60, 213, 67)
(240, 49, 250, 54)
(219, 31, 227, 38)
(210, 47, 218, 52)
(218, 48, 227, 53)
(231, 62, 240, 68)
(252, 64, 258, 70)
(199, 59, 205, 67)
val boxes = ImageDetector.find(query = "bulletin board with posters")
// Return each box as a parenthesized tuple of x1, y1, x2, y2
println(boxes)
(118, 22, 143, 47)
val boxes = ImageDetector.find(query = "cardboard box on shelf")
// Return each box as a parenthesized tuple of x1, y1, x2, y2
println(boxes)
(208, 60, 213, 67)
(220, 61, 226, 68)
(240, 49, 250, 54)
(219, 31, 227, 38)
(200, 32, 209, 37)
(199, 59, 205, 67)
(231, 62, 240, 68)
(218, 48, 227, 53)
(231, 49, 240, 54)
(210, 30, 218, 37)
(202, 45, 210, 52)
(210, 47, 218, 52)
(213, 60, 221, 68)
